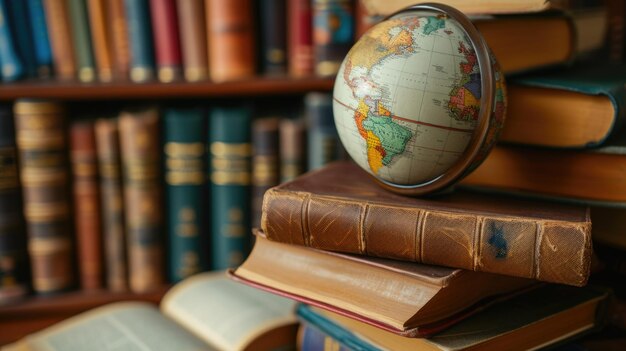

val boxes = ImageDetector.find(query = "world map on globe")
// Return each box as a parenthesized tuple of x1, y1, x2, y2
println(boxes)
(333, 12, 506, 186)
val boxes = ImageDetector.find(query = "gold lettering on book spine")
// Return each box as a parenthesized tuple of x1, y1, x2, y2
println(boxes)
(165, 142, 205, 186)
(211, 142, 251, 185)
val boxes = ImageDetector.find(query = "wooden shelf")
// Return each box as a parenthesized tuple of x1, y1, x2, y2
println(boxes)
(0, 287, 168, 345)
(0, 76, 335, 101)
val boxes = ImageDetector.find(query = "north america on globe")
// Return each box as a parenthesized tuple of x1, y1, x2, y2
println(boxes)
(333, 13, 504, 185)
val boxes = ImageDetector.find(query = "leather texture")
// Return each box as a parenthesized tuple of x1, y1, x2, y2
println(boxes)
(261, 162, 592, 286)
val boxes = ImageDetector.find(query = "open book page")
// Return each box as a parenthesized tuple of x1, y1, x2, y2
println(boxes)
(3, 302, 214, 351)
(161, 271, 297, 351)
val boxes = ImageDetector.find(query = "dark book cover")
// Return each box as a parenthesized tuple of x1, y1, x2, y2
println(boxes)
(5, 0, 37, 78)
(305, 93, 345, 170)
(67, 0, 96, 82)
(252, 117, 279, 228)
(70, 120, 103, 290)
(14, 100, 74, 294)
(0, 0, 25, 81)
(279, 117, 306, 182)
(150, 0, 182, 82)
(312, 0, 354, 77)
(0, 105, 29, 303)
(124, 0, 155, 82)
(163, 108, 208, 282)
(287, 0, 313, 77)
(209, 107, 252, 270)
(26, 0, 53, 78)
(259, 0, 287, 75)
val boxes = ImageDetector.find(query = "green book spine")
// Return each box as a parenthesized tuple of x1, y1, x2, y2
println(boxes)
(209, 108, 251, 270)
(67, 0, 96, 82)
(164, 108, 207, 282)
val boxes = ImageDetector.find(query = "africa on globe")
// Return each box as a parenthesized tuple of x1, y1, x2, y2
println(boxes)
(333, 3, 506, 195)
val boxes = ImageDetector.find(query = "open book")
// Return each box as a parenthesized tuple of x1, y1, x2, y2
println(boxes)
(2, 272, 298, 351)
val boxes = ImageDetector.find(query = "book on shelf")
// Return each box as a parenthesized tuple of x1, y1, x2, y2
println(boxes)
(163, 107, 208, 282)
(261, 161, 592, 286)
(231, 232, 536, 337)
(296, 285, 609, 351)
(0, 104, 28, 304)
(2, 272, 298, 351)
(42, 0, 76, 80)
(107, 0, 130, 80)
(67, 0, 96, 83)
(305, 93, 346, 170)
(119, 107, 164, 293)
(279, 117, 306, 182)
(251, 117, 280, 229)
(150, 0, 182, 83)
(125, 0, 155, 82)
(312, 0, 355, 77)
(14, 100, 74, 295)
(176, 0, 208, 82)
(26, 0, 53, 78)
(259, 0, 287, 75)
(0, 0, 24, 82)
(500, 63, 626, 148)
(287, 0, 313, 77)
(4, 0, 37, 79)
(87, 0, 114, 82)
(70, 120, 104, 291)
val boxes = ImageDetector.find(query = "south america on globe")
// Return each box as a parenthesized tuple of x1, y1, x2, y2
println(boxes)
(333, 5, 506, 194)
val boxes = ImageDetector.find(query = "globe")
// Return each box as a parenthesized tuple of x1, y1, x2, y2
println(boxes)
(333, 4, 506, 195)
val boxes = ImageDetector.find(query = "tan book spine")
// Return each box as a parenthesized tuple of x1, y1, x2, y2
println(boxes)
(42, 0, 76, 80)
(87, 0, 114, 81)
(14, 100, 74, 294)
(205, 0, 255, 82)
(177, 0, 208, 81)
(261, 188, 592, 286)
(119, 108, 164, 293)
(108, 0, 131, 79)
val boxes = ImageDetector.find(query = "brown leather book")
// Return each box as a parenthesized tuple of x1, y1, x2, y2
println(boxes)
(287, 0, 313, 77)
(177, 0, 208, 82)
(261, 162, 592, 286)
(231, 233, 536, 337)
(87, 0, 114, 82)
(70, 120, 103, 290)
(119, 108, 164, 293)
(205, 0, 255, 82)
(42, 0, 76, 80)
(95, 118, 128, 292)
(14, 100, 74, 294)
(108, 0, 131, 80)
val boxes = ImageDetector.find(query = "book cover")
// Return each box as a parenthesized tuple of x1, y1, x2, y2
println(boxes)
(94, 118, 128, 292)
(206, 0, 255, 82)
(42, 0, 76, 80)
(67, 0, 96, 82)
(26, 0, 53, 78)
(176, 0, 207, 82)
(87, 0, 114, 82)
(150, 0, 182, 83)
(252, 117, 280, 229)
(119, 108, 164, 292)
(163, 108, 208, 282)
(14, 100, 74, 294)
(0, 0, 24, 81)
(108, 0, 131, 80)
(0, 105, 28, 303)
(305, 93, 345, 170)
(208, 107, 252, 270)
(262, 162, 592, 286)
(312, 0, 354, 77)
(279, 117, 306, 182)
(501, 63, 626, 148)
(70, 120, 103, 290)
(124, 0, 155, 82)
(259, 0, 287, 75)
(287, 0, 313, 77)
(5, 0, 37, 78)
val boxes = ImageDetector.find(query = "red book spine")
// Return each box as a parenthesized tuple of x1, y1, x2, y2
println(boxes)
(150, 0, 182, 82)
(288, 0, 313, 77)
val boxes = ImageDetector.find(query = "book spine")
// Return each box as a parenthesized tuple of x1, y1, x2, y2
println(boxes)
(209, 107, 251, 270)
(26, 0, 53, 78)
(164, 109, 207, 282)
(124, 0, 155, 82)
(287, 0, 313, 77)
(119, 108, 164, 292)
(279, 118, 306, 182)
(262, 187, 593, 286)
(94, 118, 128, 292)
(298, 324, 351, 351)
(0, 105, 29, 303)
(150, 0, 182, 82)
(312, 0, 354, 77)
(259, 0, 287, 75)
(14, 100, 74, 294)
(305, 93, 344, 170)
(206, 0, 255, 82)
(176, 0, 207, 82)
(67, 0, 96, 83)
(87, 0, 114, 82)
(69, 121, 103, 290)
(252, 118, 280, 228)
(5, 0, 38, 78)
(108, 0, 131, 80)
(0, 0, 24, 81)
(42, 0, 76, 80)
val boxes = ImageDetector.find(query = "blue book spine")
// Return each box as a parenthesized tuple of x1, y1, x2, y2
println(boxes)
(299, 324, 353, 351)
(0, 0, 24, 81)
(124, 0, 155, 82)
(208, 107, 252, 270)
(164, 108, 208, 282)
(5, 0, 37, 78)
(26, 0, 52, 77)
